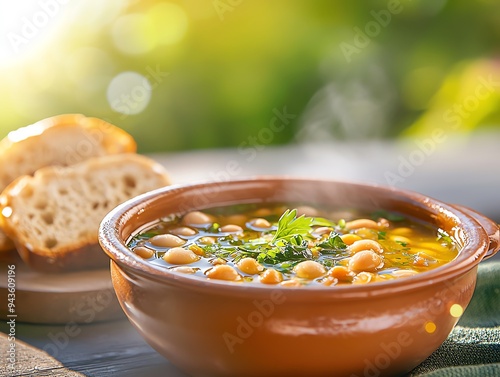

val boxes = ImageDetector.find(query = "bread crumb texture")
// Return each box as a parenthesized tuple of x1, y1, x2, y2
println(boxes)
(2, 154, 169, 253)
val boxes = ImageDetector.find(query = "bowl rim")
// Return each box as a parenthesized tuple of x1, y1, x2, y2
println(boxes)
(99, 176, 490, 299)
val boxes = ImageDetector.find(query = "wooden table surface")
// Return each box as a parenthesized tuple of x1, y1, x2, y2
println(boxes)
(1, 134, 499, 377)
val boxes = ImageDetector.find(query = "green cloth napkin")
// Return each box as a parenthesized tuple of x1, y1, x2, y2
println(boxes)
(409, 261, 500, 376)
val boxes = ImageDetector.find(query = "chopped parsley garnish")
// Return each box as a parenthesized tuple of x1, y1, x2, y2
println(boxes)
(200, 209, 344, 270)
(317, 232, 347, 252)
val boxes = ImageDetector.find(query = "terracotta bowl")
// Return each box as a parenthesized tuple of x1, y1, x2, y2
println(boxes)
(98, 178, 499, 377)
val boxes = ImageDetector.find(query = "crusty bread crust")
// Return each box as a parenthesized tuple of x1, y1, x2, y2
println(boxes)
(0, 154, 170, 272)
(0, 114, 137, 251)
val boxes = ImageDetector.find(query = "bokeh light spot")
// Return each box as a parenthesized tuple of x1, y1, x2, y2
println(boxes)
(1, 207, 13, 218)
(107, 72, 152, 115)
(146, 2, 189, 46)
(450, 304, 464, 318)
(424, 321, 436, 334)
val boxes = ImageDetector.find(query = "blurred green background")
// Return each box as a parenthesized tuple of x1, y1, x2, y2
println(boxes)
(0, 0, 499, 153)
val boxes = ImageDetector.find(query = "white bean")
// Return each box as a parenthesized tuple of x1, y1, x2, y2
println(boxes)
(348, 250, 383, 273)
(259, 269, 283, 284)
(150, 234, 186, 248)
(294, 261, 326, 279)
(250, 218, 271, 228)
(236, 258, 264, 275)
(349, 239, 383, 254)
(182, 211, 212, 225)
(220, 224, 243, 233)
(170, 227, 197, 237)
(163, 247, 199, 265)
(206, 265, 241, 281)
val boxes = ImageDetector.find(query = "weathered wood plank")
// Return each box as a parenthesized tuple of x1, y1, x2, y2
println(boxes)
(0, 332, 86, 377)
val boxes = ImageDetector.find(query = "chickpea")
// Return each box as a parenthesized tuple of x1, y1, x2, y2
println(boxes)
(349, 239, 383, 254)
(249, 218, 271, 229)
(390, 235, 411, 245)
(259, 269, 283, 284)
(220, 224, 243, 233)
(237, 257, 264, 275)
(134, 246, 154, 259)
(210, 258, 227, 266)
(313, 226, 333, 236)
(296, 206, 318, 217)
(253, 208, 272, 217)
(170, 227, 197, 237)
(150, 234, 186, 248)
(329, 265, 352, 281)
(348, 250, 384, 273)
(352, 271, 375, 284)
(163, 247, 199, 265)
(224, 214, 247, 227)
(321, 276, 338, 287)
(391, 227, 413, 236)
(392, 269, 418, 278)
(293, 261, 326, 279)
(345, 219, 379, 231)
(182, 211, 212, 226)
(280, 279, 302, 288)
(340, 234, 362, 245)
(170, 266, 197, 274)
(206, 265, 241, 281)
(199, 236, 216, 245)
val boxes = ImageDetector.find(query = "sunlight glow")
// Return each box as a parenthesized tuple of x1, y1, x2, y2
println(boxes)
(0, 1, 68, 67)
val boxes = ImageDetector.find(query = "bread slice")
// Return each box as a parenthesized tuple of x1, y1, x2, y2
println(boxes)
(0, 114, 136, 251)
(0, 154, 170, 272)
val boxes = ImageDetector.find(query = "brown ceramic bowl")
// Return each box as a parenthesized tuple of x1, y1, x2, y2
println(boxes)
(98, 177, 499, 377)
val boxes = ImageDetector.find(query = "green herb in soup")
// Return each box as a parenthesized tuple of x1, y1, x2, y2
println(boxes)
(127, 204, 459, 286)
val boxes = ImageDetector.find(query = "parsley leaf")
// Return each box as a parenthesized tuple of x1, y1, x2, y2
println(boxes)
(271, 209, 313, 243)
(378, 231, 387, 240)
(317, 232, 347, 252)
